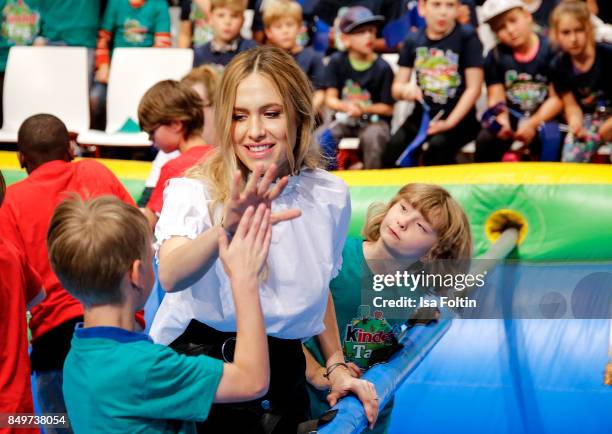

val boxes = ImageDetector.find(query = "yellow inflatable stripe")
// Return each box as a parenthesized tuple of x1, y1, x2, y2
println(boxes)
(0, 151, 151, 180)
(2, 151, 610, 185)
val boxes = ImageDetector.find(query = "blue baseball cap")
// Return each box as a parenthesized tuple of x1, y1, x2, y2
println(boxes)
(339, 6, 385, 34)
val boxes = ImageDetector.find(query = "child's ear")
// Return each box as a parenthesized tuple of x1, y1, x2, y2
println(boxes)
(169, 120, 184, 134)
(340, 32, 350, 49)
(128, 259, 143, 291)
(17, 151, 26, 169)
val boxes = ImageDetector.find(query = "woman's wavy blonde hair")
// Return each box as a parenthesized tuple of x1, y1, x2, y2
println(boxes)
(363, 184, 473, 274)
(185, 46, 323, 219)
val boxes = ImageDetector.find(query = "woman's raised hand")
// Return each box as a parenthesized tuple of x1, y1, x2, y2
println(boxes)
(221, 163, 301, 235)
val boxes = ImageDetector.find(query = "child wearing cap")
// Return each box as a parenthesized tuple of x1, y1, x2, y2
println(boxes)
(323, 5, 395, 169)
(193, 0, 256, 69)
(475, 0, 562, 162)
(387, 0, 484, 166)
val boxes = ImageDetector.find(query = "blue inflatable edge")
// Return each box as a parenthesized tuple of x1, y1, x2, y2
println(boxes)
(318, 318, 452, 434)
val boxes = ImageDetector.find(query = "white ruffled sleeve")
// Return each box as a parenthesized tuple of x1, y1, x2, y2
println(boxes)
(154, 178, 213, 252)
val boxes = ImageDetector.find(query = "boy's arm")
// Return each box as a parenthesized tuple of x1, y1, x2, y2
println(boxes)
(561, 91, 586, 138)
(303, 344, 330, 390)
(516, 84, 563, 144)
(95, 0, 116, 83)
(153, 1, 172, 47)
(214, 205, 271, 402)
(391, 66, 419, 101)
(325, 88, 362, 117)
(178, 21, 192, 48)
(487, 84, 513, 139)
(362, 103, 394, 117)
(428, 67, 483, 135)
(599, 117, 612, 142)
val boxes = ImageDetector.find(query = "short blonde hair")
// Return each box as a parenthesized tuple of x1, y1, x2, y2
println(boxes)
(181, 65, 221, 107)
(211, 0, 247, 13)
(186, 46, 323, 218)
(550, 0, 595, 47)
(138, 80, 204, 139)
(363, 183, 472, 266)
(263, 0, 303, 28)
(47, 196, 150, 308)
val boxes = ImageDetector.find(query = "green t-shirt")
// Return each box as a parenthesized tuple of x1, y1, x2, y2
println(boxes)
(63, 326, 223, 434)
(38, 0, 99, 48)
(101, 0, 170, 48)
(304, 236, 411, 434)
(0, 0, 41, 71)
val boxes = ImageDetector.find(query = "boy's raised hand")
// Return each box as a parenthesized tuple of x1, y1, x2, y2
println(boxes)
(222, 163, 301, 235)
(218, 204, 272, 282)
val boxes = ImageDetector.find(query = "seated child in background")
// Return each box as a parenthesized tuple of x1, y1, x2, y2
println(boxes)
(138, 80, 214, 229)
(0, 169, 44, 434)
(91, 0, 171, 130)
(475, 0, 562, 162)
(324, 6, 395, 169)
(0, 114, 140, 417)
(181, 64, 220, 146)
(303, 183, 473, 434)
(138, 65, 220, 208)
(193, 0, 256, 69)
(50, 196, 272, 433)
(178, 0, 214, 49)
(387, 0, 483, 167)
(549, 0, 612, 162)
(263, 0, 327, 114)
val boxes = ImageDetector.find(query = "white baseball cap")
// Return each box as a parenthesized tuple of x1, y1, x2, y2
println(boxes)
(481, 0, 525, 24)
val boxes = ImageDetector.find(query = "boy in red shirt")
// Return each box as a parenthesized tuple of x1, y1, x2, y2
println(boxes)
(0, 169, 44, 434)
(138, 80, 213, 230)
(0, 114, 138, 418)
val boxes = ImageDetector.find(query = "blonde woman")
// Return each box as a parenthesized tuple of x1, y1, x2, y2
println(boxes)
(150, 46, 378, 433)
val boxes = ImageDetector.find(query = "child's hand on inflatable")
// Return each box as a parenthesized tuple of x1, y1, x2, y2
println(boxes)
(347, 362, 363, 378)
(218, 204, 271, 282)
(222, 163, 301, 235)
(327, 374, 379, 429)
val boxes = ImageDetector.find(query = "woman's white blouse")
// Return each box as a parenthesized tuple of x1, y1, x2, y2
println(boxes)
(149, 168, 351, 344)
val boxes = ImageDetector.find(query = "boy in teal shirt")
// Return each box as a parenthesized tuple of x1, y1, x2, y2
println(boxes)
(48, 197, 272, 433)
(91, 0, 171, 129)
(0, 0, 41, 125)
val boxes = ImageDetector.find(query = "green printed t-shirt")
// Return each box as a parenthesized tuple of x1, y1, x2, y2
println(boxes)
(304, 236, 415, 434)
(39, 0, 99, 47)
(101, 0, 170, 48)
(0, 0, 41, 71)
(63, 326, 223, 434)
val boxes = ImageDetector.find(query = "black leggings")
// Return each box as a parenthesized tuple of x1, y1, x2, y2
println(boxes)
(169, 320, 310, 434)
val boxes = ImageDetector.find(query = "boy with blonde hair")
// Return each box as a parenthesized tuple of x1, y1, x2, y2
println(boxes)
(51, 196, 272, 433)
(193, 0, 256, 68)
(263, 0, 326, 113)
